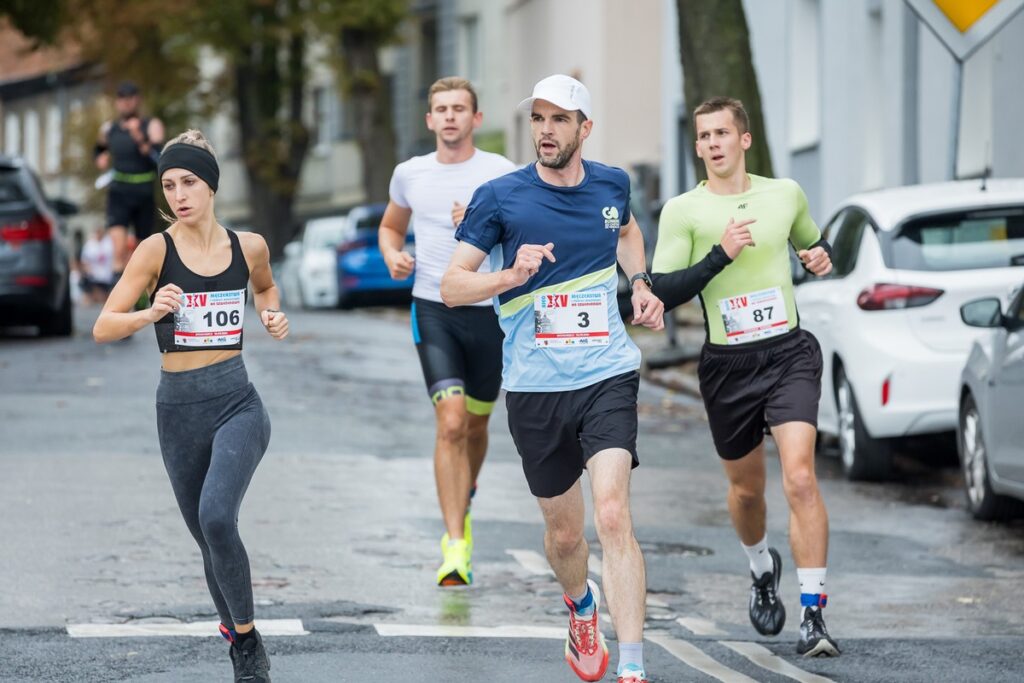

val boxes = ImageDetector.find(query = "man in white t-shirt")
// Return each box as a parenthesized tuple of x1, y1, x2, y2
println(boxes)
(379, 76, 516, 586)
(80, 226, 116, 303)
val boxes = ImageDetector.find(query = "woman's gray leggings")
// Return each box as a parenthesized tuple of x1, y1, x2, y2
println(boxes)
(156, 356, 271, 626)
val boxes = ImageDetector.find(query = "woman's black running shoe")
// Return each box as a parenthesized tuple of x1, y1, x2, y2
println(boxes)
(230, 630, 272, 682)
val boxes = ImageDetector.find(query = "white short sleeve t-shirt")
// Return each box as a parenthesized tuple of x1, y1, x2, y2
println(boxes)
(80, 234, 115, 284)
(389, 149, 516, 305)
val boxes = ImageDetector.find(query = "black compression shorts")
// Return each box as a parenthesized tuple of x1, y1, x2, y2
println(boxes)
(106, 182, 156, 239)
(411, 297, 503, 415)
(697, 328, 823, 460)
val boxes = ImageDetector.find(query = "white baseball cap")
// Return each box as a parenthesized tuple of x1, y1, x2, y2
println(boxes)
(517, 74, 592, 120)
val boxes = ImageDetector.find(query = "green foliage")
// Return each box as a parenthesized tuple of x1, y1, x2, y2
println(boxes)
(0, 0, 67, 45)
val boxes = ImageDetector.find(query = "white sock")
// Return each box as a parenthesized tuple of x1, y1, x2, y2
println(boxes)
(742, 536, 773, 578)
(798, 567, 828, 617)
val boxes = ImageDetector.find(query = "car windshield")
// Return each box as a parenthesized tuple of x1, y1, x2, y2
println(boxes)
(890, 207, 1024, 271)
(0, 171, 28, 204)
(306, 223, 343, 249)
(353, 210, 384, 231)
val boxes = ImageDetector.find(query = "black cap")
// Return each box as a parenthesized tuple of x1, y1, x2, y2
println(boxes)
(116, 81, 140, 97)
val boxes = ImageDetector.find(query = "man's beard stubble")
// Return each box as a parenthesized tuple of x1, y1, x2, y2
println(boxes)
(535, 129, 581, 169)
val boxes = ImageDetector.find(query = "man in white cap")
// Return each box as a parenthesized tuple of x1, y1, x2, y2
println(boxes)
(441, 74, 663, 683)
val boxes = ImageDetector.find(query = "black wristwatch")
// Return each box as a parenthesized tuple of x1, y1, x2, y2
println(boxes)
(629, 272, 653, 290)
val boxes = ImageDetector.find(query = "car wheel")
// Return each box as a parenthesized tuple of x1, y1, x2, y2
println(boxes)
(835, 365, 893, 481)
(959, 394, 1022, 521)
(41, 282, 73, 337)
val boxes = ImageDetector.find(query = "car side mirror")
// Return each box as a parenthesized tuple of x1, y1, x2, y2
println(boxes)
(960, 298, 1003, 328)
(51, 198, 78, 216)
(283, 241, 302, 259)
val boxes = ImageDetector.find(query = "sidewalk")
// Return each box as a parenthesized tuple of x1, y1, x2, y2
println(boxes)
(632, 302, 704, 399)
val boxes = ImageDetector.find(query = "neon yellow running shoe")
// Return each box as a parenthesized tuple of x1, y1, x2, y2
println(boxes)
(437, 535, 472, 586)
(463, 509, 473, 553)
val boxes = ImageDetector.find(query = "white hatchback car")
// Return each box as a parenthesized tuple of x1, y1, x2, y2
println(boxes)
(795, 179, 1024, 480)
(281, 216, 346, 309)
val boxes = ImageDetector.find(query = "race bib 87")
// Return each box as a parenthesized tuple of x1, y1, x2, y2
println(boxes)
(173, 289, 245, 347)
(719, 286, 789, 345)
(534, 290, 610, 348)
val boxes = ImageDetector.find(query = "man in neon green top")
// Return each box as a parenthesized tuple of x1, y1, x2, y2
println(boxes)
(651, 97, 840, 658)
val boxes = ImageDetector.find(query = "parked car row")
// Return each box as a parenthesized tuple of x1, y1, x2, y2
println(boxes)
(278, 203, 415, 310)
(794, 178, 1024, 518)
(0, 154, 77, 337)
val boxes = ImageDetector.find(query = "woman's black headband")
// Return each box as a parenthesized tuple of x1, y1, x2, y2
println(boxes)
(158, 144, 219, 193)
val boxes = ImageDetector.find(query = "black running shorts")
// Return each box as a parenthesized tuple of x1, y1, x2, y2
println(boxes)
(106, 183, 156, 239)
(411, 297, 503, 415)
(697, 328, 823, 460)
(506, 370, 640, 498)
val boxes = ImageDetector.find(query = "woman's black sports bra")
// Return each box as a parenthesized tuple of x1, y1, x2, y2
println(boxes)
(153, 229, 250, 353)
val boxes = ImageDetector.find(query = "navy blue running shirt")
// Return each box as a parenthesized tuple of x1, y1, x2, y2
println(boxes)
(454, 160, 641, 391)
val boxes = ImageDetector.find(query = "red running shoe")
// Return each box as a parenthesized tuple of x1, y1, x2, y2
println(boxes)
(563, 579, 609, 682)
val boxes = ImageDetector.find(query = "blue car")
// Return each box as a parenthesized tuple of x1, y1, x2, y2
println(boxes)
(336, 203, 415, 308)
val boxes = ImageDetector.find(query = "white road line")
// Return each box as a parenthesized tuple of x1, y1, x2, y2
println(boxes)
(588, 553, 603, 576)
(677, 616, 727, 636)
(374, 623, 565, 639)
(647, 633, 759, 683)
(67, 619, 308, 638)
(720, 641, 835, 683)
(506, 549, 553, 576)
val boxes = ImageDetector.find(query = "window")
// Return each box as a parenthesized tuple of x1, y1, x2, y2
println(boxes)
(889, 207, 1024, 271)
(787, 0, 820, 151)
(312, 87, 333, 151)
(24, 110, 40, 171)
(830, 209, 868, 277)
(4, 112, 20, 156)
(45, 105, 61, 174)
(458, 15, 481, 82)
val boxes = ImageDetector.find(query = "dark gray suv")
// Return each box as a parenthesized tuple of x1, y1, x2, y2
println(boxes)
(0, 154, 77, 336)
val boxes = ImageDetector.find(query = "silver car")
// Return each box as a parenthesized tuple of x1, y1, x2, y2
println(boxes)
(957, 284, 1024, 520)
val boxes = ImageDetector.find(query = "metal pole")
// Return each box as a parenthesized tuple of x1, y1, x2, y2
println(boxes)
(949, 58, 963, 180)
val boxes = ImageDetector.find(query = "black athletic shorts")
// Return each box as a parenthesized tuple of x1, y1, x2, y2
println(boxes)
(697, 328, 823, 460)
(411, 297, 503, 415)
(506, 370, 640, 498)
(106, 182, 156, 239)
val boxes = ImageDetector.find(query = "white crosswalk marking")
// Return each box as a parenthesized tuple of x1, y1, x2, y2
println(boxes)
(720, 641, 836, 683)
(647, 633, 759, 683)
(506, 548, 553, 575)
(677, 616, 728, 636)
(374, 623, 564, 639)
(66, 619, 308, 638)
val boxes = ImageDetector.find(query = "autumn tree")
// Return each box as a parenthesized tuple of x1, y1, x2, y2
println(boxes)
(6, 0, 408, 257)
(676, 0, 774, 180)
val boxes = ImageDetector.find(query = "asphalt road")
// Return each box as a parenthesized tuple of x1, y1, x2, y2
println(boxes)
(0, 303, 1022, 682)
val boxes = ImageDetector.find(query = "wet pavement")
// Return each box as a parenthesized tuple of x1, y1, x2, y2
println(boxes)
(1, 303, 1022, 682)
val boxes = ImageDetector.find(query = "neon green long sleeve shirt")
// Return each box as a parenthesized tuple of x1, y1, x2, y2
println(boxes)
(652, 174, 821, 345)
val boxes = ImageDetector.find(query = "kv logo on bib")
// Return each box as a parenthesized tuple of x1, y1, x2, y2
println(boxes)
(602, 206, 620, 230)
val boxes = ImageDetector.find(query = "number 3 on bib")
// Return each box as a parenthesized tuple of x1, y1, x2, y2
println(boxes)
(534, 290, 610, 347)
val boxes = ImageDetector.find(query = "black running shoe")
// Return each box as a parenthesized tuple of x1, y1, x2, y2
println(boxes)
(749, 547, 786, 636)
(230, 631, 272, 682)
(797, 607, 841, 657)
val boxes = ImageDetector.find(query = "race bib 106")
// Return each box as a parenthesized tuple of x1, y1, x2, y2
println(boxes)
(173, 289, 245, 347)
(534, 290, 610, 348)
(719, 286, 789, 345)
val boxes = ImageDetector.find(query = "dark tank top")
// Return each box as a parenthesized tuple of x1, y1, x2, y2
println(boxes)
(107, 117, 156, 176)
(154, 229, 250, 353)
